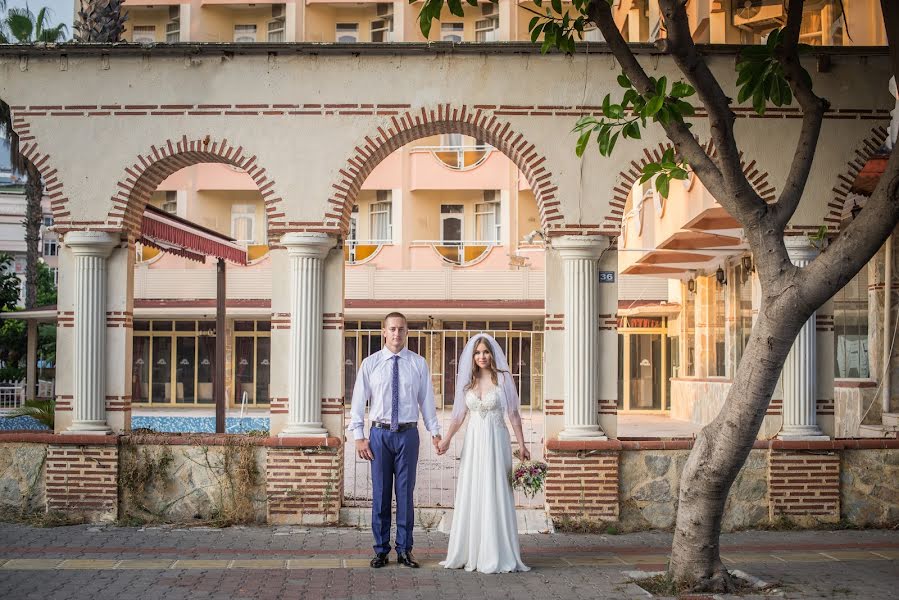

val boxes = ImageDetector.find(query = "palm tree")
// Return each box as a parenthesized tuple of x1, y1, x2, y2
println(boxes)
(1, 5, 68, 43)
(74, 0, 128, 43)
(0, 5, 66, 308)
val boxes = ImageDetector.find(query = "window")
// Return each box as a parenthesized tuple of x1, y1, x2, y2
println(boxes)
(42, 215, 53, 227)
(683, 281, 695, 377)
(732, 260, 754, 369)
(162, 191, 177, 214)
(371, 4, 393, 42)
(132, 320, 218, 405)
(370, 191, 392, 242)
(441, 132, 463, 148)
(42, 238, 58, 257)
(234, 24, 257, 43)
(233, 321, 271, 406)
(475, 5, 498, 42)
(49, 267, 58, 286)
(267, 19, 285, 42)
(165, 6, 180, 43)
(834, 268, 869, 378)
(231, 205, 256, 243)
(132, 25, 156, 43)
(441, 204, 463, 243)
(441, 22, 463, 42)
(710, 276, 726, 377)
(475, 191, 501, 242)
(336, 23, 359, 43)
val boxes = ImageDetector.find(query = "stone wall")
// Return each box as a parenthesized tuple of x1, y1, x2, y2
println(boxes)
(618, 449, 769, 532)
(119, 441, 268, 524)
(0, 442, 46, 516)
(841, 449, 899, 526)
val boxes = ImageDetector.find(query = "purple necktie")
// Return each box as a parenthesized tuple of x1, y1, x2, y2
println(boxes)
(390, 355, 400, 432)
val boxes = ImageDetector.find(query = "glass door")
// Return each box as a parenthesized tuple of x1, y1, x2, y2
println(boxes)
(629, 334, 662, 410)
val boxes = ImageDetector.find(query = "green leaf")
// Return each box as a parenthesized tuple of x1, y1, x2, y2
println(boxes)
(608, 104, 624, 119)
(617, 73, 631, 88)
(657, 105, 671, 125)
(656, 174, 671, 199)
(676, 101, 695, 117)
(645, 94, 664, 117)
(607, 131, 620, 155)
(642, 162, 662, 176)
(656, 76, 667, 96)
(531, 22, 545, 43)
(447, 0, 465, 17)
(602, 93, 611, 117)
(597, 129, 611, 156)
(752, 84, 767, 115)
(551, 0, 562, 13)
(670, 81, 694, 98)
(528, 16, 540, 32)
(670, 167, 688, 181)
(575, 129, 592, 157)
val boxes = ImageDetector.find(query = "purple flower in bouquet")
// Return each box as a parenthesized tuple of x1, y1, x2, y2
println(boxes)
(509, 460, 548, 499)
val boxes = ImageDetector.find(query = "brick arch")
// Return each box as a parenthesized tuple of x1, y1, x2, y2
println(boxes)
(323, 105, 562, 237)
(607, 141, 778, 236)
(9, 112, 71, 227)
(825, 125, 890, 232)
(108, 135, 285, 241)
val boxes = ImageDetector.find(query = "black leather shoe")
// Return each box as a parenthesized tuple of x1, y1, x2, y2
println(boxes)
(396, 551, 420, 568)
(370, 552, 389, 568)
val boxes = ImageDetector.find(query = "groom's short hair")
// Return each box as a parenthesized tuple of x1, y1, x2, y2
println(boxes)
(384, 311, 407, 325)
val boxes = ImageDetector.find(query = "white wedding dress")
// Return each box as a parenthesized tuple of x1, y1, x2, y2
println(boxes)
(440, 387, 530, 573)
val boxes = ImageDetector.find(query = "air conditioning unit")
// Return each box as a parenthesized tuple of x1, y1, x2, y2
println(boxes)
(271, 4, 285, 19)
(732, 0, 785, 29)
(583, 24, 604, 42)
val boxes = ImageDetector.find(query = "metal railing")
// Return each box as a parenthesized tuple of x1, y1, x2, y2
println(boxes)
(411, 239, 500, 265)
(411, 144, 494, 171)
(344, 239, 389, 265)
(343, 328, 545, 509)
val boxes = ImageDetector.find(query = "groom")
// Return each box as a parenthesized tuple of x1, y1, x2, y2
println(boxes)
(347, 312, 442, 568)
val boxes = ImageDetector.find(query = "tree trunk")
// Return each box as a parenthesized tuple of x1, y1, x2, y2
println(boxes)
(23, 163, 42, 309)
(668, 305, 805, 591)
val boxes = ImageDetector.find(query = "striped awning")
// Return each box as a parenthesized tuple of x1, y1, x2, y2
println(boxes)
(140, 204, 247, 265)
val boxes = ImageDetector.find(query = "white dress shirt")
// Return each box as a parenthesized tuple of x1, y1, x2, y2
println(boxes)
(347, 346, 441, 441)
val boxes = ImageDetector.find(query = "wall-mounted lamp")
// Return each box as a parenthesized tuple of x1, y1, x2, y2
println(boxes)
(850, 200, 862, 221)
(741, 255, 754, 273)
(687, 278, 696, 293)
(716, 266, 727, 286)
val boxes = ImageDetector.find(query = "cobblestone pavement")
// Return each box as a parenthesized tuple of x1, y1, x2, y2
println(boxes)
(0, 525, 896, 599)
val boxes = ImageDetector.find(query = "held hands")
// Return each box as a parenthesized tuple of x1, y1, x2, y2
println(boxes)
(519, 444, 531, 461)
(432, 435, 446, 455)
(436, 436, 450, 456)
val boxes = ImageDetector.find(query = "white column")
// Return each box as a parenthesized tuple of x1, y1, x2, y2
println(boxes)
(555, 235, 607, 440)
(779, 237, 828, 440)
(280, 232, 336, 437)
(64, 231, 118, 434)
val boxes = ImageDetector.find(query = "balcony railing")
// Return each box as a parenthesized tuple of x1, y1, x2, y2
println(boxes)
(413, 240, 499, 266)
(411, 145, 493, 171)
(344, 240, 388, 265)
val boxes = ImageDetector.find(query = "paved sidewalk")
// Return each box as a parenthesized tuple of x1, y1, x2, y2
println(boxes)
(0, 525, 896, 599)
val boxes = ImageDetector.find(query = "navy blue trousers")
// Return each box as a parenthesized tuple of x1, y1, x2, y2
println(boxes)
(369, 426, 419, 554)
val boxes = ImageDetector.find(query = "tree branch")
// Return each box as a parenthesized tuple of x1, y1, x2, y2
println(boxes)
(587, 3, 718, 179)
(770, 0, 829, 230)
(798, 0, 899, 309)
(658, 0, 752, 197)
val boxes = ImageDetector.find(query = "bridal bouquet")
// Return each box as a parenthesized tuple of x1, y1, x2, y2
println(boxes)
(509, 460, 548, 498)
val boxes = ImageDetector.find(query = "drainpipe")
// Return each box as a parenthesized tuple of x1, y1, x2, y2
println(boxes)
(883, 235, 892, 415)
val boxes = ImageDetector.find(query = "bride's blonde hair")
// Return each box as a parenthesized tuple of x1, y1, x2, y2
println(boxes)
(464, 338, 507, 391)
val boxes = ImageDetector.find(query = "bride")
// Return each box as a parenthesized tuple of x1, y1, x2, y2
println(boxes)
(436, 333, 531, 574)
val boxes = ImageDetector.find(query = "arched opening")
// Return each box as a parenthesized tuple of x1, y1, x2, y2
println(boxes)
(339, 122, 552, 515)
(117, 139, 279, 434)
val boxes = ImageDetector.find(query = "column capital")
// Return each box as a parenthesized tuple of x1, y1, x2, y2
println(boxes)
(784, 236, 820, 265)
(280, 232, 337, 258)
(552, 235, 608, 260)
(63, 231, 119, 257)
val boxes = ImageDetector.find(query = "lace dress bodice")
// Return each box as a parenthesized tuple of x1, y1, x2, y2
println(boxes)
(465, 388, 505, 428)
